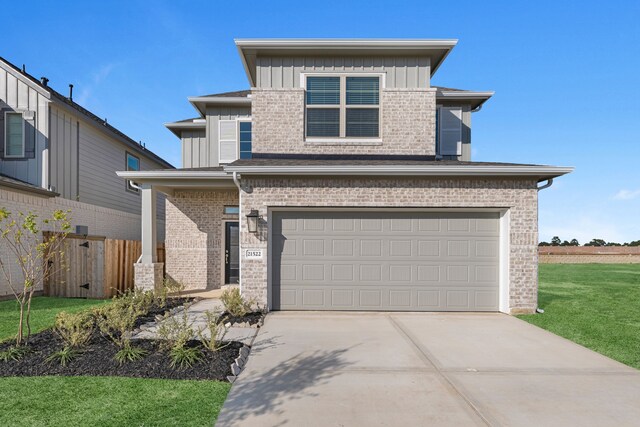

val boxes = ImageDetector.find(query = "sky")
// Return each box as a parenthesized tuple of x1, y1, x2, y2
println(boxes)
(3, 0, 639, 243)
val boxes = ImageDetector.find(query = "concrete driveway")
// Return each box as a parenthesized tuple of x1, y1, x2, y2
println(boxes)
(216, 312, 640, 426)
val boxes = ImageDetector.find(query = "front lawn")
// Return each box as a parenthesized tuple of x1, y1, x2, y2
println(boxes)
(0, 297, 109, 342)
(0, 376, 230, 426)
(519, 263, 640, 369)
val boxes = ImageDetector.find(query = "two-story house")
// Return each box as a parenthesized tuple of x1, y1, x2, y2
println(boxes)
(0, 56, 172, 298)
(120, 39, 572, 314)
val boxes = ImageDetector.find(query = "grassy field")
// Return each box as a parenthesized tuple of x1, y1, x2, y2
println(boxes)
(0, 376, 230, 426)
(0, 297, 109, 343)
(519, 263, 640, 369)
(0, 297, 231, 425)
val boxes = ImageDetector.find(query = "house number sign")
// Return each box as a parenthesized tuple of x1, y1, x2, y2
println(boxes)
(246, 249, 263, 259)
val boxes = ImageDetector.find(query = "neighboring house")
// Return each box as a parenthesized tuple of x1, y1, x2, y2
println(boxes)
(120, 39, 572, 314)
(0, 56, 173, 297)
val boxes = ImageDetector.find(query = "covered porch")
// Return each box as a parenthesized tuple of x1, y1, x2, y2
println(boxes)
(116, 168, 240, 292)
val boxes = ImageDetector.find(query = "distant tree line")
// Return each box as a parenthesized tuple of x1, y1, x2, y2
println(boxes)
(539, 237, 640, 247)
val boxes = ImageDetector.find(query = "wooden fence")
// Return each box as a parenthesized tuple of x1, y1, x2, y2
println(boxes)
(44, 232, 165, 298)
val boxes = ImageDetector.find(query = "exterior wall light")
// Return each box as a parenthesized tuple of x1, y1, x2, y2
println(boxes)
(246, 209, 260, 233)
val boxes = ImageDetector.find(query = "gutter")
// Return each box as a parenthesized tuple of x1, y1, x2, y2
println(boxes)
(224, 165, 575, 179)
(537, 178, 554, 191)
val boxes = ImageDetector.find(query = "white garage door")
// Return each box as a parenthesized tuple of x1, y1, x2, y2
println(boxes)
(271, 211, 500, 311)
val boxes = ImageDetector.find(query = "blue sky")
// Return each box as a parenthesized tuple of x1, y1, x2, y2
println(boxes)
(3, 1, 639, 243)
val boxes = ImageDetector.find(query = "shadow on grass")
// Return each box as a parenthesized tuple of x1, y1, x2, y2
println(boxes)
(216, 348, 351, 426)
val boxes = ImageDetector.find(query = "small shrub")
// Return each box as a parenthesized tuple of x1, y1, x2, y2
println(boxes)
(157, 309, 194, 351)
(197, 310, 229, 352)
(0, 346, 29, 362)
(54, 311, 94, 349)
(45, 347, 80, 367)
(95, 289, 151, 363)
(115, 344, 147, 364)
(169, 346, 202, 369)
(155, 277, 185, 308)
(220, 288, 254, 317)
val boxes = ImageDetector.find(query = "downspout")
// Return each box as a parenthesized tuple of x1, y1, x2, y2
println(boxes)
(232, 172, 242, 295)
(535, 178, 554, 313)
(537, 178, 553, 191)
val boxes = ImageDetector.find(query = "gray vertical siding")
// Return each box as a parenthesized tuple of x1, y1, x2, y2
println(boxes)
(0, 66, 48, 186)
(202, 106, 251, 167)
(49, 105, 79, 199)
(181, 129, 207, 168)
(256, 56, 431, 89)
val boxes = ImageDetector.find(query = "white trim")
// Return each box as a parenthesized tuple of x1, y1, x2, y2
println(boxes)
(499, 209, 511, 313)
(300, 72, 387, 90)
(4, 111, 26, 158)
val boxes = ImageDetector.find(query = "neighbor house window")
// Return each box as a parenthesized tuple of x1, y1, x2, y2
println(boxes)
(4, 112, 25, 158)
(126, 152, 140, 193)
(238, 121, 252, 159)
(305, 75, 380, 140)
(224, 206, 240, 215)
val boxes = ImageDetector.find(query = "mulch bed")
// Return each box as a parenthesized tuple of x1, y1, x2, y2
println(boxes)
(0, 298, 245, 381)
(219, 311, 264, 327)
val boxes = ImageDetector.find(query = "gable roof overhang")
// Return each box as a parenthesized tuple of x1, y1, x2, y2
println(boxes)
(188, 95, 252, 116)
(235, 38, 458, 87)
(435, 89, 495, 110)
(164, 119, 206, 137)
(116, 168, 235, 194)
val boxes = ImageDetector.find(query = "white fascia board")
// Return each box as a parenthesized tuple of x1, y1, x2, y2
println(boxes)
(188, 96, 252, 116)
(224, 165, 574, 178)
(116, 170, 231, 180)
(437, 91, 495, 99)
(164, 121, 206, 138)
(234, 39, 459, 48)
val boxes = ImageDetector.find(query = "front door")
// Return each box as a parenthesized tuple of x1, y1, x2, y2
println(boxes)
(225, 222, 240, 284)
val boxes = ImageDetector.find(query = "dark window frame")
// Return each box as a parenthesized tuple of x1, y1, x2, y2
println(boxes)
(125, 151, 141, 194)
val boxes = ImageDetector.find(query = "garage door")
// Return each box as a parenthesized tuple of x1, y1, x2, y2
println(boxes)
(272, 211, 500, 311)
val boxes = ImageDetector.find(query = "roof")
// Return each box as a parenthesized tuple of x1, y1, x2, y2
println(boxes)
(0, 174, 58, 197)
(164, 117, 207, 137)
(0, 56, 174, 169)
(202, 90, 251, 98)
(235, 38, 458, 87)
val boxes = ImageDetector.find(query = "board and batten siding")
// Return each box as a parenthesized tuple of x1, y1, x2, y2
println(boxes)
(203, 106, 251, 167)
(0, 65, 48, 187)
(49, 105, 79, 199)
(256, 56, 431, 89)
(181, 129, 207, 169)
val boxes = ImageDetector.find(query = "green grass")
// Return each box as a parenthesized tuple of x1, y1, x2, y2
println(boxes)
(519, 263, 640, 369)
(0, 297, 109, 342)
(0, 376, 231, 426)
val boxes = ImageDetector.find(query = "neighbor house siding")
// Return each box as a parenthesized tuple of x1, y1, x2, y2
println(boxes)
(256, 56, 431, 89)
(49, 105, 79, 199)
(239, 177, 539, 314)
(205, 106, 251, 166)
(0, 65, 48, 187)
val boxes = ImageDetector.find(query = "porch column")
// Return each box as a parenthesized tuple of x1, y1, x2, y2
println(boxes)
(134, 183, 163, 290)
(140, 184, 157, 264)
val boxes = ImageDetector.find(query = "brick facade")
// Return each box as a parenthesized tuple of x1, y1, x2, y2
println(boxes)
(240, 177, 539, 314)
(164, 190, 239, 291)
(251, 88, 436, 156)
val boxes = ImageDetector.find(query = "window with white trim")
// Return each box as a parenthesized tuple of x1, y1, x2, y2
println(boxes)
(305, 75, 380, 140)
(4, 112, 25, 158)
(238, 120, 252, 159)
(126, 152, 140, 193)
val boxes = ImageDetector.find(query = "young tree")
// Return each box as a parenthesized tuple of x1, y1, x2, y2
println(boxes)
(550, 236, 562, 246)
(0, 209, 71, 347)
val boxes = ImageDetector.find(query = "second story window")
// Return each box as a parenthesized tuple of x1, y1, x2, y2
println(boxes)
(305, 75, 380, 140)
(126, 152, 140, 193)
(4, 112, 25, 158)
(239, 121, 252, 159)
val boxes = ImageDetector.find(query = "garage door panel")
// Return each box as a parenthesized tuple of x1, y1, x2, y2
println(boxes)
(272, 211, 500, 311)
